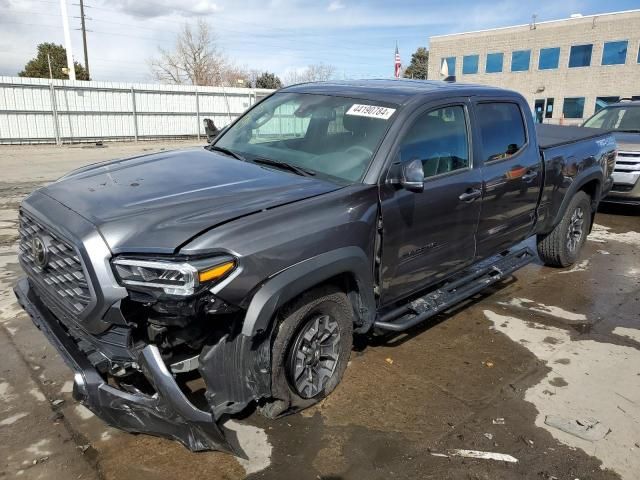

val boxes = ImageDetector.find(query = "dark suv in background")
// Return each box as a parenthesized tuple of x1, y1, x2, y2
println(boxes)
(583, 100, 640, 206)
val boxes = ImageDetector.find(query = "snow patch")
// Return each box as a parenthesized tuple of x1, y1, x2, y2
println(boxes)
(485, 309, 640, 480)
(0, 412, 28, 426)
(0, 381, 17, 403)
(60, 381, 74, 394)
(558, 259, 589, 274)
(74, 405, 94, 420)
(612, 327, 640, 344)
(498, 297, 587, 322)
(224, 420, 272, 475)
(589, 224, 640, 247)
(29, 388, 46, 402)
(26, 439, 52, 456)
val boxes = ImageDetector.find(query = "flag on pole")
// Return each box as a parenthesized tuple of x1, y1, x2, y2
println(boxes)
(394, 44, 402, 78)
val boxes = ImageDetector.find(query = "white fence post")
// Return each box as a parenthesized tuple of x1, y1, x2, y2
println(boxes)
(130, 86, 138, 142)
(195, 89, 201, 141)
(49, 82, 61, 146)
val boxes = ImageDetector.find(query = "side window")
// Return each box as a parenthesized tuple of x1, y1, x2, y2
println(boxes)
(399, 105, 470, 179)
(476, 103, 527, 162)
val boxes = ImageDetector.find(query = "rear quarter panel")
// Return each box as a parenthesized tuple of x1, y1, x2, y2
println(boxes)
(536, 134, 616, 234)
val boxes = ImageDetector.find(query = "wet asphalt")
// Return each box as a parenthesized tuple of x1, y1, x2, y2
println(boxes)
(0, 143, 638, 480)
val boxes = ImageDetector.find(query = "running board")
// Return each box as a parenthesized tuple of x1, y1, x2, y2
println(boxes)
(373, 247, 535, 332)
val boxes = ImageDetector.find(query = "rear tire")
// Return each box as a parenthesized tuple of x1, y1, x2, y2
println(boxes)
(537, 191, 591, 267)
(261, 285, 353, 418)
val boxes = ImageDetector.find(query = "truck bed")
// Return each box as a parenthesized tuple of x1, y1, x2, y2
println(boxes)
(535, 123, 610, 149)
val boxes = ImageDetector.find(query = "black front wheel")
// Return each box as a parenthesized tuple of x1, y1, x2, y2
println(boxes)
(262, 286, 353, 417)
(287, 313, 342, 399)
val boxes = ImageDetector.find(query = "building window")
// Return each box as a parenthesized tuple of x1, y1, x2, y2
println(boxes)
(538, 47, 560, 70)
(462, 55, 479, 74)
(442, 56, 456, 75)
(511, 50, 531, 72)
(563, 97, 586, 118)
(602, 41, 628, 65)
(595, 96, 620, 112)
(486, 53, 504, 73)
(569, 44, 593, 67)
(637, 44, 640, 63)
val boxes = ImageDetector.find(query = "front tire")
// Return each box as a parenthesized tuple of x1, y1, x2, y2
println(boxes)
(261, 285, 353, 418)
(537, 191, 591, 267)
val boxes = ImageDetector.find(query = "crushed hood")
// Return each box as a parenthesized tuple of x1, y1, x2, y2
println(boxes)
(40, 148, 340, 253)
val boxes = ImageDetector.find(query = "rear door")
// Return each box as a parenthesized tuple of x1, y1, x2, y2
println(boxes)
(471, 99, 542, 257)
(379, 98, 483, 305)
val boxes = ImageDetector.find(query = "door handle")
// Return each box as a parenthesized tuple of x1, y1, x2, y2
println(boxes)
(459, 188, 482, 202)
(521, 171, 538, 183)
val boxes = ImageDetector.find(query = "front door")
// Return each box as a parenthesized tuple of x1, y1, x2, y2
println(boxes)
(472, 100, 543, 257)
(534, 99, 545, 123)
(380, 101, 482, 305)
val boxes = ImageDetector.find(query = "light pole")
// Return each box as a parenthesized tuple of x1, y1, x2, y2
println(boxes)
(59, 0, 76, 80)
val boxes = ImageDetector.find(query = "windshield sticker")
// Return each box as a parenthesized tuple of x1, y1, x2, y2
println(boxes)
(346, 104, 396, 120)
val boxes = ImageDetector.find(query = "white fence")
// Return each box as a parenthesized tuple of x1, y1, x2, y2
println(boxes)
(0, 76, 274, 145)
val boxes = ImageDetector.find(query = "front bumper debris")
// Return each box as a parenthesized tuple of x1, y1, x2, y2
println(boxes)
(14, 278, 239, 454)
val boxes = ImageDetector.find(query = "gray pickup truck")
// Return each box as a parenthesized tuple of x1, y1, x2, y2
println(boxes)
(582, 99, 640, 205)
(14, 80, 615, 454)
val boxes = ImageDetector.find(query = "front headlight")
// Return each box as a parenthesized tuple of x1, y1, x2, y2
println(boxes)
(112, 257, 236, 296)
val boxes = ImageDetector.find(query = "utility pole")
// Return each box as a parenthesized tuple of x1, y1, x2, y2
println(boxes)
(59, 0, 76, 80)
(79, 0, 90, 78)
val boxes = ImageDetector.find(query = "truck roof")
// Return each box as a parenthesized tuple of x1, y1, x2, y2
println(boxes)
(281, 79, 514, 105)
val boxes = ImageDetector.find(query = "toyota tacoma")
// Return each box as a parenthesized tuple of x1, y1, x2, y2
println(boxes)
(14, 80, 616, 454)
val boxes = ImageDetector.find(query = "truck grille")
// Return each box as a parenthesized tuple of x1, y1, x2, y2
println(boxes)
(612, 151, 640, 188)
(18, 211, 91, 317)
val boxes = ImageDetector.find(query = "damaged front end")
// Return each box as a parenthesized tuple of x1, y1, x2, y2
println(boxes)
(15, 277, 274, 453)
(14, 264, 274, 454)
(13, 199, 276, 454)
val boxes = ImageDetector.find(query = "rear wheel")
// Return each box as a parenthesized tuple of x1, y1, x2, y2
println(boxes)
(261, 285, 353, 418)
(537, 191, 591, 267)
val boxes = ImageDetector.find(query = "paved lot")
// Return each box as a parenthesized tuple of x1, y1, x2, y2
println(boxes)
(0, 142, 638, 479)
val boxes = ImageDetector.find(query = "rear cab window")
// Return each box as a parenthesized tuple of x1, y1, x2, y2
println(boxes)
(475, 102, 527, 162)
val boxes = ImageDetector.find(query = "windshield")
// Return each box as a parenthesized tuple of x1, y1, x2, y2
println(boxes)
(213, 92, 397, 183)
(583, 105, 640, 132)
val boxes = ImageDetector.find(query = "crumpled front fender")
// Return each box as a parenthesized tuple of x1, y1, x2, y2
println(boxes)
(14, 278, 243, 454)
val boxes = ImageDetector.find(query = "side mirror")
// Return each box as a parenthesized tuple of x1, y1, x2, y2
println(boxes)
(401, 158, 425, 193)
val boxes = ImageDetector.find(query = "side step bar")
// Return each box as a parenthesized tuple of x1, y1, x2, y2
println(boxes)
(373, 247, 535, 332)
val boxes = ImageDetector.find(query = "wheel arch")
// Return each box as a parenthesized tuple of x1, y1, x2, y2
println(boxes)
(546, 171, 602, 233)
(241, 246, 376, 337)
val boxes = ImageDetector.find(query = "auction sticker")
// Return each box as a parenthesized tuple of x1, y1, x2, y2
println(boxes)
(346, 104, 396, 120)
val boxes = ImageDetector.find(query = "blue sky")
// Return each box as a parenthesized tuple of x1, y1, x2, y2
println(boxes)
(0, 0, 639, 83)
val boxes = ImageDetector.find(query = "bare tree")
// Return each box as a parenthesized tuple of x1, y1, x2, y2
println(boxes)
(304, 63, 335, 82)
(220, 64, 251, 87)
(149, 19, 233, 86)
(283, 63, 336, 85)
